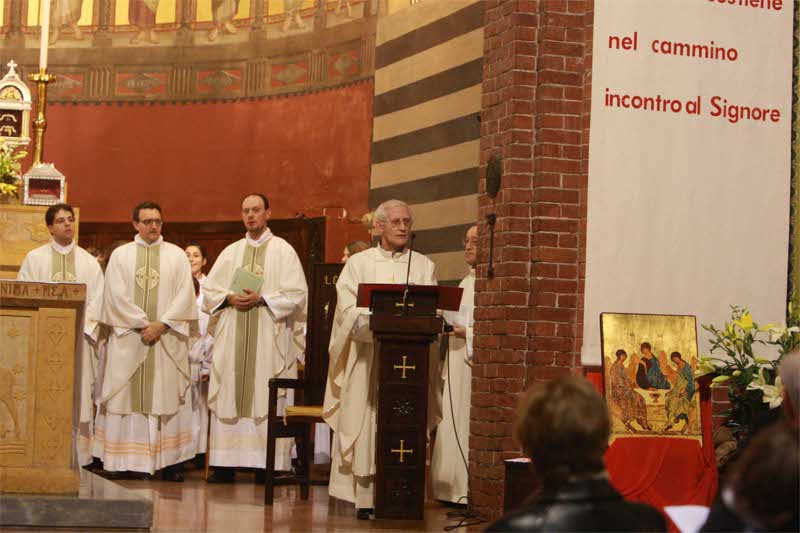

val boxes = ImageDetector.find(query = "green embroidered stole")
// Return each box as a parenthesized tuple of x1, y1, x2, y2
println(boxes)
(130, 244, 161, 414)
(234, 240, 269, 418)
(50, 247, 76, 282)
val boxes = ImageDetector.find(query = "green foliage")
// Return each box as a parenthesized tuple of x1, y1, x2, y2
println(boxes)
(0, 141, 27, 197)
(698, 303, 800, 449)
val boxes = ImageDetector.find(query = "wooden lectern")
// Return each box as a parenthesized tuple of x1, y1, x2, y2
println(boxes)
(357, 283, 461, 520)
(0, 280, 86, 494)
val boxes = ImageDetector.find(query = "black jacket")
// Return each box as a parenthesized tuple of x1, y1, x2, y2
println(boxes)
(486, 477, 666, 532)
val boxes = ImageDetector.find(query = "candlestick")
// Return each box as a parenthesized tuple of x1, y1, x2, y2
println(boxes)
(39, 0, 51, 69)
(29, 68, 55, 164)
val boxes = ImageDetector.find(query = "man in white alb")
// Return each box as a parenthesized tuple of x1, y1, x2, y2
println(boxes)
(18, 203, 104, 466)
(323, 199, 440, 519)
(94, 201, 198, 481)
(431, 225, 476, 504)
(201, 193, 308, 483)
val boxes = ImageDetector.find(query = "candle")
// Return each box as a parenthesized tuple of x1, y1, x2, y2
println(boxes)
(39, 0, 50, 70)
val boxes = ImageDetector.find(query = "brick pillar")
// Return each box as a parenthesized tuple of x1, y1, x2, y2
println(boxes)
(711, 385, 731, 432)
(472, 0, 593, 521)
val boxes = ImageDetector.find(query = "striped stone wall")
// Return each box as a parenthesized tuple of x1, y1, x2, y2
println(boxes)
(370, 0, 484, 284)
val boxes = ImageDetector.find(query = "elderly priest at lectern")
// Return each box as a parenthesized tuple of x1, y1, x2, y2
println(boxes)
(323, 199, 441, 520)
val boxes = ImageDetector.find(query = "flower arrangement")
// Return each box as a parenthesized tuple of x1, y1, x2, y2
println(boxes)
(696, 303, 800, 447)
(0, 141, 27, 198)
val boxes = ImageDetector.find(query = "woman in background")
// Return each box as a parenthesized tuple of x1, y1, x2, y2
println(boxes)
(341, 241, 369, 263)
(185, 242, 213, 464)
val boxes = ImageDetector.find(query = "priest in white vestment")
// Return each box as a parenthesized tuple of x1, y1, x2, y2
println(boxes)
(323, 199, 440, 519)
(94, 202, 198, 481)
(201, 194, 307, 483)
(17, 203, 104, 467)
(431, 225, 477, 504)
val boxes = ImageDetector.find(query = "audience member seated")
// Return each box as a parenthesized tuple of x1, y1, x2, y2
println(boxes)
(780, 350, 799, 427)
(706, 420, 798, 532)
(702, 350, 800, 532)
(486, 375, 666, 532)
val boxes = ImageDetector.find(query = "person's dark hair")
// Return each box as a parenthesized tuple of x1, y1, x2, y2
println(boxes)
(641, 342, 652, 352)
(192, 276, 200, 297)
(670, 351, 684, 363)
(242, 193, 269, 210)
(727, 420, 799, 531)
(133, 201, 162, 222)
(185, 241, 207, 259)
(514, 375, 609, 486)
(615, 349, 627, 359)
(45, 203, 74, 226)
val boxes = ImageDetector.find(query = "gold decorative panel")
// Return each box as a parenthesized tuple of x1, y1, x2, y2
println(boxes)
(601, 313, 702, 445)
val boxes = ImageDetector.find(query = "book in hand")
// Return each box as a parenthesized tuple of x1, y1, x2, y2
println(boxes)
(229, 267, 263, 295)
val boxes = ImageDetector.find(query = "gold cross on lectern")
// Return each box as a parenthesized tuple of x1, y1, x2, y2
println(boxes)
(393, 355, 416, 379)
(390, 439, 414, 463)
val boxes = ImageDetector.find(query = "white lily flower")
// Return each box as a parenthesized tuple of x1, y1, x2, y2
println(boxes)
(747, 368, 783, 409)
(763, 324, 800, 343)
(694, 361, 718, 379)
(747, 367, 768, 392)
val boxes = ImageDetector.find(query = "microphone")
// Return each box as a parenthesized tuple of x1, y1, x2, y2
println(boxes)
(401, 232, 416, 314)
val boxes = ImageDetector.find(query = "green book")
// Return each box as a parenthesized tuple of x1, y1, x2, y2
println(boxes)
(230, 267, 263, 295)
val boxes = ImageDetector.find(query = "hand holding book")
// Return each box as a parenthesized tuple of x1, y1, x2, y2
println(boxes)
(227, 268, 264, 311)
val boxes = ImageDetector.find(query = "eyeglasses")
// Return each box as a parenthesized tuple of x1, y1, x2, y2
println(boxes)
(139, 218, 163, 227)
(53, 216, 75, 225)
(464, 238, 478, 246)
(387, 218, 412, 229)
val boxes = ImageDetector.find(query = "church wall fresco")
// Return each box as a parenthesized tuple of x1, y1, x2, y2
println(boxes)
(0, 0, 378, 256)
(0, 0, 377, 101)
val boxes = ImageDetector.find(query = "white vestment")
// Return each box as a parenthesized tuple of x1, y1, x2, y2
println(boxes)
(93, 235, 198, 474)
(18, 241, 104, 466)
(202, 229, 307, 469)
(323, 245, 439, 508)
(190, 274, 213, 454)
(431, 268, 474, 503)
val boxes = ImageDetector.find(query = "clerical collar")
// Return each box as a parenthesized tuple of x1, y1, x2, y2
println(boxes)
(468, 267, 476, 277)
(135, 234, 163, 248)
(376, 244, 408, 259)
(50, 240, 75, 255)
(246, 227, 273, 247)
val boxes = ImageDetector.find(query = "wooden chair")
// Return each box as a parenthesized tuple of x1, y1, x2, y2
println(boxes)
(264, 376, 324, 504)
(264, 263, 343, 505)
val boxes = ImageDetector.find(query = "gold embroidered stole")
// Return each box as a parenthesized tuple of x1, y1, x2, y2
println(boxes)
(130, 244, 160, 414)
(234, 240, 269, 418)
(50, 248, 76, 282)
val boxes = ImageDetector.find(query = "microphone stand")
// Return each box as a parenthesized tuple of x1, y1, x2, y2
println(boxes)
(401, 232, 415, 315)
